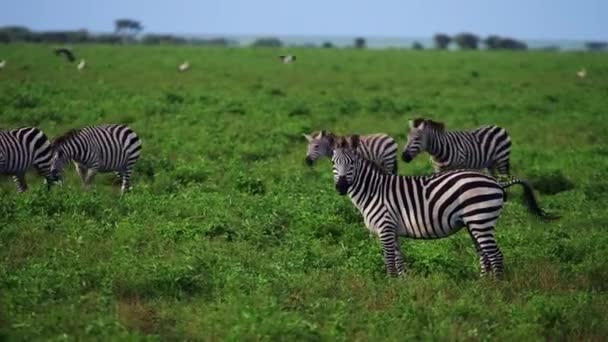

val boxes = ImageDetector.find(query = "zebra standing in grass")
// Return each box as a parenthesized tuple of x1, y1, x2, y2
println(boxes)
(0, 127, 56, 192)
(303, 130, 399, 174)
(332, 136, 551, 278)
(50, 124, 141, 195)
(402, 118, 512, 175)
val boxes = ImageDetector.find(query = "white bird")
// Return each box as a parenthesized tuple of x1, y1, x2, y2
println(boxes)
(576, 68, 587, 79)
(77, 59, 86, 71)
(279, 55, 296, 64)
(179, 61, 190, 72)
(0, 60, 5, 69)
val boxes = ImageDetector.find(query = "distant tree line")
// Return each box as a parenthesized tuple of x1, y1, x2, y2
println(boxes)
(433, 32, 528, 50)
(0, 25, 238, 46)
(1, 23, 606, 52)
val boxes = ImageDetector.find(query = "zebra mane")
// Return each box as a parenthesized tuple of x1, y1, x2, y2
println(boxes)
(413, 118, 445, 131)
(53, 128, 82, 147)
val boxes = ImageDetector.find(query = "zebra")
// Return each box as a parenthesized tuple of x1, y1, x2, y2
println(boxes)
(303, 130, 399, 174)
(402, 118, 512, 176)
(50, 124, 142, 195)
(332, 136, 551, 278)
(0, 127, 56, 192)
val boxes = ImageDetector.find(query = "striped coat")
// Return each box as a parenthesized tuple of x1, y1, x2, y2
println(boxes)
(402, 118, 511, 175)
(0, 127, 55, 192)
(51, 124, 141, 194)
(333, 136, 549, 278)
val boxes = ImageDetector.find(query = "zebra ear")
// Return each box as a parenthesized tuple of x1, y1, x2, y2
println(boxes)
(303, 133, 313, 142)
(349, 134, 360, 149)
(408, 119, 415, 129)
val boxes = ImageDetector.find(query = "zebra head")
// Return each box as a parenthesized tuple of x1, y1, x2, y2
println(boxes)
(403, 118, 434, 162)
(303, 130, 335, 166)
(49, 146, 69, 180)
(331, 135, 360, 195)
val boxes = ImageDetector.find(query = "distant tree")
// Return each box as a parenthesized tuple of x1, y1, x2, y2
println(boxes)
(433, 33, 451, 49)
(322, 41, 334, 48)
(142, 34, 186, 45)
(354, 37, 366, 49)
(94, 34, 121, 44)
(0, 26, 32, 42)
(251, 37, 283, 47)
(454, 32, 479, 50)
(411, 41, 424, 50)
(585, 41, 608, 52)
(536, 45, 559, 52)
(484, 35, 527, 50)
(484, 35, 502, 50)
(114, 19, 143, 43)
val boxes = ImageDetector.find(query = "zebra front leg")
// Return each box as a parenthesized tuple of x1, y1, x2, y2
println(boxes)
(74, 162, 88, 185)
(83, 167, 98, 190)
(12, 173, 28, 193)
(378, 226, 399, 277)
(394, 235, 407, 278)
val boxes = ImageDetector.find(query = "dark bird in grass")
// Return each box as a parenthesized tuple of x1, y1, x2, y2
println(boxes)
(53, 47, 76, 62)
(279, 55, 296, 64)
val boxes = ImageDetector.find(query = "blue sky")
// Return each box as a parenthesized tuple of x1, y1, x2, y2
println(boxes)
(1, 0, 606, 41)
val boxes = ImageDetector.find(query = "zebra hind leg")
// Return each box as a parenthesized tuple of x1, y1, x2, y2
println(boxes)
(467, 230, 491, 276)
(12, 174, 28, 193)
(467, 225, 503, 279)
(119, 168, 133, 196)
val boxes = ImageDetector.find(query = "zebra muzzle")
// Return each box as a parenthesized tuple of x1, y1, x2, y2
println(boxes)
(402, 151, 413, 163)
(336, 176, 349, 195)
(305, 156, 314, 166)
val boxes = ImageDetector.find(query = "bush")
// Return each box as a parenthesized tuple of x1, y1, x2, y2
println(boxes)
(454, 32, 480, 50)
(251, 37, 283, 48)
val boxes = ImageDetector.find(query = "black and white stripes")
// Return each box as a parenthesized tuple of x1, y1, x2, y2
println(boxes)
(0, 127, 56, 192)
(304, 130, 399, 174)
(50, 124, 142, 194)
(402, 118, 512, 175)
(332, 136, 547, 277)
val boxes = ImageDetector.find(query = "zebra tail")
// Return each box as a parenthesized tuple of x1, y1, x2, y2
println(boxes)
(500, 178, 559, 220)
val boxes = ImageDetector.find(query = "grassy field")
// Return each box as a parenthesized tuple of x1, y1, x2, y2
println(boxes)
(1, 44, 608, 340)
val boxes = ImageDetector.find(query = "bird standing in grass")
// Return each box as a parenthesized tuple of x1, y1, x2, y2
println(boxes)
(179, 61, 190, 72)
(54, 47, 76, 62)
(0, 60, 6, 69)
(279, 55, 296, 64)
(576, 68, 587, 79)
(77, 59, 86, 71)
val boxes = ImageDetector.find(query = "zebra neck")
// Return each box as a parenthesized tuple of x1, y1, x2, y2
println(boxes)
(426, 130, 451, 161)
(348, 158, 385, 204)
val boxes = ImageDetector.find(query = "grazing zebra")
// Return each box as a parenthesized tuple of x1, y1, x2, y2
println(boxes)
(303, 130, 399, 174)
(50, 124, 142, 195)
(402, 118, 512, 176)
(332, 136, 550, 278)
(0, 127, 56, 192)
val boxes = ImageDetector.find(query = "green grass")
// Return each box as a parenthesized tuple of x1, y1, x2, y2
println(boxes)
(1, 44, 608, 340)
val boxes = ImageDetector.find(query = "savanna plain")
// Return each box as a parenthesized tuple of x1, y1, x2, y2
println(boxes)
(1, 45, 608, 340)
